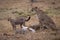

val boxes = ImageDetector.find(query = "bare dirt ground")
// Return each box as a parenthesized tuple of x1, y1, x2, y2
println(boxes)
(0, 0, 60, 40)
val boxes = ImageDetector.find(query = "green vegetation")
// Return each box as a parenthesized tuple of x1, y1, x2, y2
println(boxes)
(0, 8, 36, 19)
(45, 8, 60, 16)
(12, 10, 36, 17)
(0, 7, 60, 20)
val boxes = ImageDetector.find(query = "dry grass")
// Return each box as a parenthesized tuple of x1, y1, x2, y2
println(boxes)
(0, 0, 60, 40)
(0, 14, 59, 40)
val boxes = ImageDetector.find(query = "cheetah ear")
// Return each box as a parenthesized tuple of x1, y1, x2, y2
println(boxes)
(31, 7, 38, 11)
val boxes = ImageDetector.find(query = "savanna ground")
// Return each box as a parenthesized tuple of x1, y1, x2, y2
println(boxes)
(0, 0, 60, 40)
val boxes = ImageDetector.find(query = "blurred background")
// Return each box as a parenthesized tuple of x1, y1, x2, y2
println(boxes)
(0, 0, 60, 40)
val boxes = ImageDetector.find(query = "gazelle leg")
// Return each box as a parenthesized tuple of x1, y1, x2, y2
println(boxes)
(12, 24, 16, 31)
